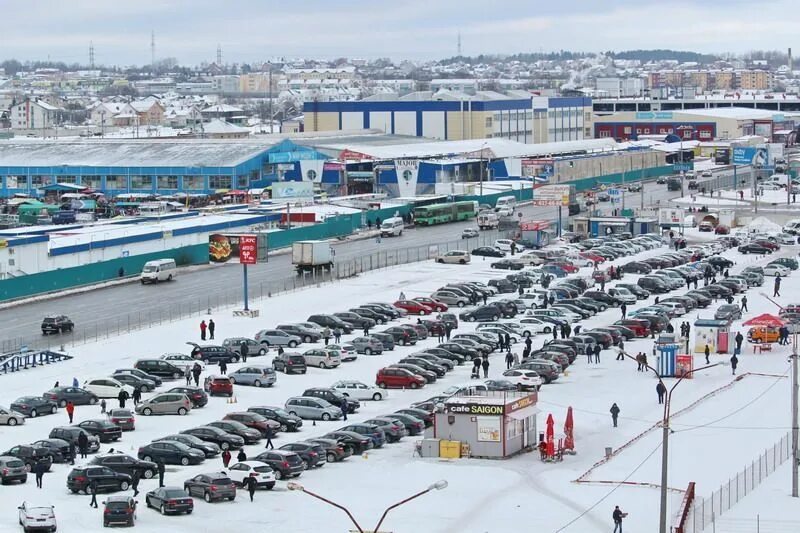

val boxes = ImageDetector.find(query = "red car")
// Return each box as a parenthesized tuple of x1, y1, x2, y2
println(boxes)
(393, 300, 435, 315)
(753, 239, 780, 251)
(412, 297, 448, 312)
(376, 367, 426, 389)
(203, 375, 233, 397)
(579, 251, 606, 264)
(714, 225, 730, 235)
(614, 319, 650, 337)
(592, 270, 611, 282)
(546, 260, 579, 273)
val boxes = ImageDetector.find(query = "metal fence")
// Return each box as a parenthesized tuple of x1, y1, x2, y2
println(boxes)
(709, 516, 800, 533)
(0, 229, 509, 355)
(685, 433, 792, 532)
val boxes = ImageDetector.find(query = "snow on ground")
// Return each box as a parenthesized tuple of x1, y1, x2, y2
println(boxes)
(0, 236, 798, 532)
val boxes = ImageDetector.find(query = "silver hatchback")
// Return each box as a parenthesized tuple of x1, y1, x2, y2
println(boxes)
(135, 393, 192, 416)
(284, 397, 343, 421)
(228, 365, 277, 388)
(350, 336, 383, 355)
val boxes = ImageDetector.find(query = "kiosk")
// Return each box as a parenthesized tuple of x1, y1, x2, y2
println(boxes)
(693, 319, 732, 354)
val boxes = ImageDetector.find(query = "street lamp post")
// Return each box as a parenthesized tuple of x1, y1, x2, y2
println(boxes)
(622, 351, 723, 533)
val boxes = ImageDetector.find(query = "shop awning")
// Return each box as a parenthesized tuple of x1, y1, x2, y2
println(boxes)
(599, 221, 629, 227)
(507, 406, 540, 421)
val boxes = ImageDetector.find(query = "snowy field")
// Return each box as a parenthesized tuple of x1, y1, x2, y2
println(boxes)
(0, 235, 798, 532)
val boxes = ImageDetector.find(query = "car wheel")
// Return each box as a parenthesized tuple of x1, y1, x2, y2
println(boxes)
(143, 407, 153, 416)
(204, 491, 212, 503)
(254, 379, 262, 387)
(180, 456, 190, 466)
(302, 459, 309, 470)
(143, 455, 154, 462)
(321, 413, 331, 421)
(365, 348, 372, 355)
(288, 341, 298, 348)
(8, 418, 17, 426)
(120, 480, 130, 490)
(50, 405, 58, 414)
(459, 259, 466, 264)
(229, 376, 237, 384)
(372, 392, 383, 401)
(492, 315, 499, 321)
(409, 382, 419, 389)
(220, 442, 229, 450)
(437, 259, 444, 264)
(30, 409, 38, 418)
(327, 452, 337, 463)
(544, 327, 551, 333)
(280, 423, 288, 432)
(259, 348, 267, 356)
(178, 407, 188, 416)
(288, 411, 298, 417)
(172, 372, 181, 379)
(143, 468, 155, 479)
(273, 470, 283, 480)
(58, 399, 67, 407)
(160, 504, 166, 515)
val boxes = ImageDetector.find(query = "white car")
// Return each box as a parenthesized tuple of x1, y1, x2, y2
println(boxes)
(161, 353, 205, 371)
(18, 502, 57, 532)
(547, 306, 584, 323)
(83, 378, 135, 399)
(331, 380, 387, 401)
(515, 317, 555, 335)
(763, 264, 790, 277)
(435, 250, 471, 265)
(225, 461, 276, 489)
(502, 369, 544, 391)
(776, 233, 797, 245)
(494, 239, 523, 253)
(0, 406, 25, 426)
(564, 255, 594, 267)
(658, 302, 687, 316)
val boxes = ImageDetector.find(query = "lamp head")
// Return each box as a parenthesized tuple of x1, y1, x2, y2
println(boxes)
(287, 482, 303, 492)
(429, 480, 448, 491)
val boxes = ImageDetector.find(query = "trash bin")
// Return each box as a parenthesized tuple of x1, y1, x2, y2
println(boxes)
(605, 447, 613, 459)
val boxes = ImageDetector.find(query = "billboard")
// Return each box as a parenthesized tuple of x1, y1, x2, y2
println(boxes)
(209, 233, 267, 264)
(732, 146, 767, 166)
(658, 207, 685, 225)
(270, 181, 314, 203)
(522, 159, 554, 178)
(532, 185, 571, 207)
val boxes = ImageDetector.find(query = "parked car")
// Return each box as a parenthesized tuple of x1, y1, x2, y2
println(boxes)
(90, 453, 157, 479)
(302, 348, 342, 369)
(272, 352, 308, 374)
(145, 486, 194, 515)
(183, 473, 236, 503)
(3, 445, 52, 472)
(247, 406, 303, 433)
(280, 442, 326, 469)
(111, 372, 157, 393)
(166, 386, 208, 408)
(41, 315, 74, 334)
(187, 343, 239, 364)
(203, 375, 233, 397)
(133, 359, 184, 379)
(135, 393, 193, 416)
(223, 412, 279, 437)
(252, 450, 304, 480)
(76, 419, 122, 442)
(48, 427, 100, 452)
(491, 259, 525, 270)
(29, 439, 71, 464)
(714, 304, 743, 322)
(18, 502, 56, 530)
(285, 397, 343, 421)
(222, 337, 269, 356)
(154, 434, 220, 458)
(0, 406, 25, 426)
(82, 378, 134, 399)
(102, 495, 138, 527)
(138, 441, 206, 466)
(253, 329, 301, 348)
(376, 367, 426, 389)
(206, 420, 262, 445)
(225, 461, 276, 490)
(462, 228, 479, 239)
(67, 466, 131, 494)
(0, 456, 27, 484)
(338, 423, 386, 448)
(10, 396, 58, 418)
(393, 299, 435, 315)
(180, 426, 244, 451)
(738, 243, 773, 254)
(350, 336, 384, 355)
(459, 304, 502, 322)
(435, 250, 471, 264)
(332, 380, 388, 401)
(228, 365, 277, 387)
(307, 437, 351, 462)
(303, 388, 359, 413)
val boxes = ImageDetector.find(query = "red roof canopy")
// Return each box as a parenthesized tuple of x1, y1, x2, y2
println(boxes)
(743, 314, 785, 327)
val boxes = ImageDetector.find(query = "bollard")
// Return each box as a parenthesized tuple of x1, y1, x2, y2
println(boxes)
(605, 446, 613, 459)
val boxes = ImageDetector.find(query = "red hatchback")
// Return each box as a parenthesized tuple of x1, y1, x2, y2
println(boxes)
(753, 239, 780, 251)
(393, 300, 435, 315)
(580, 251, 606, 264)
(547, 260, 579, 273)
(203, 375, 233, 397)
(411, 297, 449, 312)
(376, 367, 426, 389)
(614, 319, 650, 337)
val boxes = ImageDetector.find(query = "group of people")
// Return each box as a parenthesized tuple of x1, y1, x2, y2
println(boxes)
(199, 319, 216, 340)
(678, 322, 692, 339)
(471, 355, 490, 379)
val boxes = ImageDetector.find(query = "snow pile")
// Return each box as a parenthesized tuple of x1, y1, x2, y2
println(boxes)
(747, 216, 782, 233)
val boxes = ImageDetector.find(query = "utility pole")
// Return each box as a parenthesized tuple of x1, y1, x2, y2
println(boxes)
(150, 30, 156, 72)
(216, 44, 222, 66)
(792, 332, 799, 498)
(89, 41, 95, 69)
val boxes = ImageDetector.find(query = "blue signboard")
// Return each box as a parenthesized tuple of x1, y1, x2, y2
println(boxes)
(732, 147, 768, 166)
(635, 111, 674, 120)
(674, 162, 693, 172)
(268, 151, 323, 164)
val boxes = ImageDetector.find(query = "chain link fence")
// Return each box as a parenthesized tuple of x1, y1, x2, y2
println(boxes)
(1, 229, 509, 354)
(685, 433, 791, 532)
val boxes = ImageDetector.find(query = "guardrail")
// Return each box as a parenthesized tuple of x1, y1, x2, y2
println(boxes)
(0, 349, 73, 375)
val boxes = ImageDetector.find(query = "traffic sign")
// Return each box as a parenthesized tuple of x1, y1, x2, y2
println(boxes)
(674, 163, 693, 172)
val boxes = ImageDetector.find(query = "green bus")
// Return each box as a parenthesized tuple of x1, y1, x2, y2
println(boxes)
(413, 201, 478, 226)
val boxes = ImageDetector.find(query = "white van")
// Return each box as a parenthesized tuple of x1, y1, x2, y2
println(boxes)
(380, 217, 404, 237)
(783, 219, 800, 235)
(495, 195, 516, 213)
(141, 259, 177, 284)
(477, 212, 499, 229)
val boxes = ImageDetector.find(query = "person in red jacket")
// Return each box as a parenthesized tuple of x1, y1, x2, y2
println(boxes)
(66, 401, 75, 423)
(200, 320, 207, 341)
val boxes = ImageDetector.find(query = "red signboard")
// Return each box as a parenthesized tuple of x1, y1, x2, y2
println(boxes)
(238, 235, 258, 265)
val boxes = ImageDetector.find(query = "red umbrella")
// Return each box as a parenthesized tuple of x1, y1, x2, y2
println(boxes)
(545, 413, 555, 458)
(742, 314, 785, 327)
(563, 406, 575, 451)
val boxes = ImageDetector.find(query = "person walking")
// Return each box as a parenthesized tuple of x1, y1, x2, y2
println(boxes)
(730, 353, 739, 375)
(620, 303, 627, 318)
(200, 320, 207, 341)
(504, 333, 512, 351)
(481, 356, 490, 378)
(246, 475, 257, 502)
(184, 367, 192, 386)
(264, 428, 275, 450)
(587, 346, 594, 364)
(594, 343, 602, 364)
(208, 319, 215, 340)
(735, 331, 744, 353)
(610, 403, 620, 428)
(240, 341, 249, 363)
(616, 346, 625, 361)
(66, 401, 75, 423)
(68, 440, 76, 465)
(100, 399, 107, 415)
(222, 449, 231, 468)
(704, 343, 711, 365)
(117, 389, 129, 409)
(497, 335, 505, 352)
(363, 324, 370, 336)
(600, 278, 605, 292)
(89, 479, 98, 508)
(482, 293, 488, 305)
(636, 352, 644, 371)
(656, 382, 666, 404)
(73, 377, 79, 388)
(78, 431, 89, 458)
(524, 337, 532, 353)
(157, 458, 165, 488)
(323, 327, 331, 346)
(774, 275, 782, 297)
(612, 505, 625, 533)
(192, 363, 202, 387)
(505, 351, 514, 369)
(237, 449, 247, 463)
(219, 359, 228, 375)
(333, 328, 342, 344)
(552, 327, 558, 341)
(132, 388, 142, 406)
(741, 296, 748, 312)
(34, 458, 45, 488)
(131, 468, 141, 497)
(445, 323, 452, 341)
(472, 356, 482, 379)
(340, 398, 348, 421)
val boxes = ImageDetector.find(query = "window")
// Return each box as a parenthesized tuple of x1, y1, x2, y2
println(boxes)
(131, 176, 153, 189)
(57, 176, 77, 184)
(157, 175, 179, 189)
(236, 174, 247, 188)
(599, 130, 611, 138)
(81, 176, 101, 189)
(624, 127, 632, 135)
(699, 130, 712, 139)
(30, 175, 45, 187)
(485, 117, 493, 128)
(183, 176, 204, 190)
(209, 176, 232, 189)
(106, 176, 124, 189)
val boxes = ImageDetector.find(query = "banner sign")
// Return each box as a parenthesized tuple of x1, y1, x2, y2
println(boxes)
(533, 184, 571, 207)
(733, 146, 767, 166)
(238, 235, 257, 265)
(522, 158, 554, 178)
(270, 181, 313, 203)
(209, 233, 266, 264)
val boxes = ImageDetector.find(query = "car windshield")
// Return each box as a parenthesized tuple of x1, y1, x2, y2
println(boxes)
(163, 489, 188, 498)
(142, 265, 157, 272)
(254, 465, 274, 473)
(106, 502, 131, 510)
(211, 477, 232, 484)
(272, 408, 291, 417)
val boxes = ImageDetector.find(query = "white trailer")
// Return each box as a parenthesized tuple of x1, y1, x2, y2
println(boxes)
(292, 240, 334, 274)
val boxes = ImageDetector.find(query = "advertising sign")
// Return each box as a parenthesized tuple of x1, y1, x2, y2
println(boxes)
(270, 181, 314, 203)
(733, 146, 768, 166)
(268, 151, 321, 164)
(238, 235, 258, 265)
(522, 159, 554, 178)
(209, 233, 266, 264)
(533, 185, 571, 207)
(476, 417, 501, 442)
(675, 354, 694, 378)
(444, 403, 504, 416)
(658, 207, 685, 225)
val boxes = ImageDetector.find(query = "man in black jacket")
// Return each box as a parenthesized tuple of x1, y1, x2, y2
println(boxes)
(118, 389, 129, 409)
(131, 468, 141, 497)
(613, 505, 624, 532)
(78, 432, 89, 459)
(89, 479, 98, 508)
(240, 341, 249, 363)
(157, 459, 165, 488)
(33, 458, 45, 488)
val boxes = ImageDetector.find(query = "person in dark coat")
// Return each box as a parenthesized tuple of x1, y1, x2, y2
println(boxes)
(219, 360, 228, 375)
(518, 284, 524, 296)
(524, 337, 532, 352)
(78, 431, 89, 458)
(730, 354, 739, 375)
(132, 388, 142, 406)
(157, 458, 165, 487)
(735, 331, 744, 352)
(208, 319, 215, 340)
(237, 449, 247, 462)
(482, 293, 488, 305)
(200, 320, 207, 341)
(656, 382, 667, 404)
(68, 440, 76, 465)
(118, 389, 129, 409)
(587, 347, 593, 364)
(610, 403, 620, 427)
(246, 475, 257, 502)
(741, 296, 748, 312)
(620, 303, 627, 318)
(774, 275, 781, 297)
(89, 479, 98, 508)
(594, 343, 602, 364)
(240, 341, 249, 363)
(333, 328, 342, 344)
(600, 278, 605, 292)
(471, 356, 482, 379)
(340, 399, 348, 421)
(222, 449, 231, 468)
(497, 335, 505, 352)
(613, 505, 624, 532)
(481, 356, 490, 378)
(192, 363, 202, 387)
(704, 344, 711, 365)
(131, 468, 141, 496)
(505, 351, 514, 369)
(552, 327, 558, 340)
(264, 428, 275, 450)
(34, 458, 45, 488)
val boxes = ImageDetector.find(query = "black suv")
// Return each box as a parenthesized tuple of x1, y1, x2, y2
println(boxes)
(187, 343, 239, 364)
(382, 326, 417, 346)
(134, 359, 184, 379)
(90, 453, 157, 479)
(307, 314, 353, 333)
(302, 387, 360, 413)
(103, 495, 137, 527)
(487, 279, 517, 293)
(248, 406, 303, 432)
(76, 420, 123, 443)
(333, 312, 376, 329)
(180, 426, 244, 450)
(49, 427, 100, 452)
(272, 352, 307, 374)
(638, 277, 668, 293)
(3, 444, 53, 471)
(41, 315, 74, 334)
(253, 450, 304, 480)
(459, 305, 501, 322)
(67, 466, 131, 493)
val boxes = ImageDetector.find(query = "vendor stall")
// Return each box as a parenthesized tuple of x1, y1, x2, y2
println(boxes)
(693, 318, 733, 354)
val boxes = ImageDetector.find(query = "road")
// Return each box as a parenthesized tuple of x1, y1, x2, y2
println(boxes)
(1, 178, 682, 350)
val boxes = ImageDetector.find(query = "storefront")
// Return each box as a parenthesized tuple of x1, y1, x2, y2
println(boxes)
(431, 391, 539, 459)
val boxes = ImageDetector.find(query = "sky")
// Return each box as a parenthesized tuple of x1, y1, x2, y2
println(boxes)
(0, 0, 795, 66)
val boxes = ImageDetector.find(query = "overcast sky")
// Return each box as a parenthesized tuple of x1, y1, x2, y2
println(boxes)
(0, 0, 794, 66)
